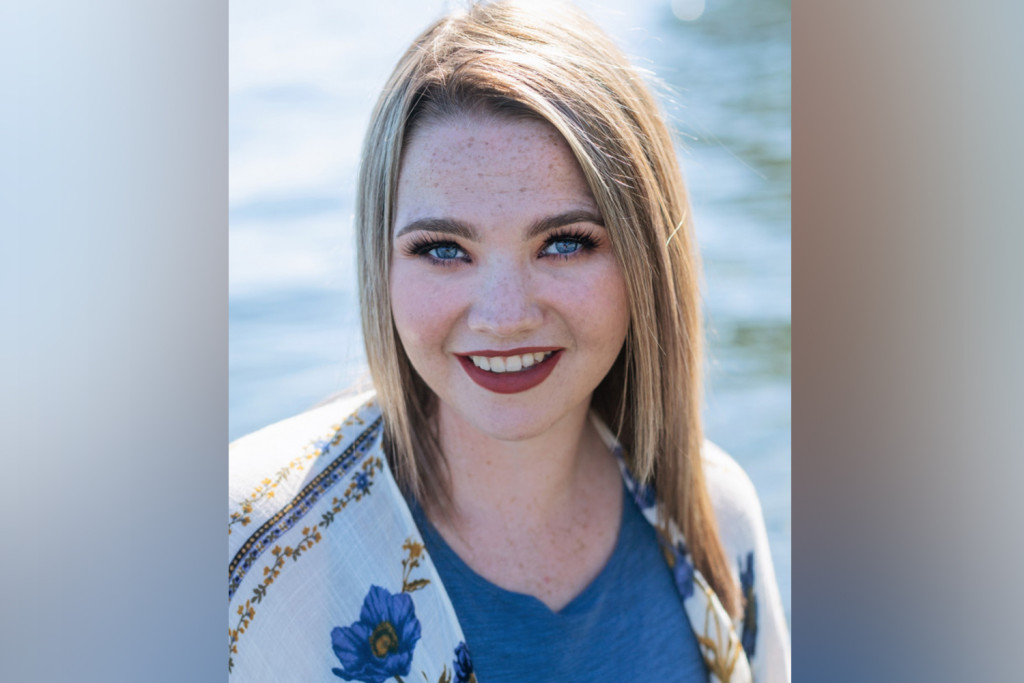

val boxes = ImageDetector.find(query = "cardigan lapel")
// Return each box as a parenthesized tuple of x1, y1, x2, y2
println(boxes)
(592, 415, 753, 683)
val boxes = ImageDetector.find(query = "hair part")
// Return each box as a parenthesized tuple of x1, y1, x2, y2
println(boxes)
(356, 0, 740, 617)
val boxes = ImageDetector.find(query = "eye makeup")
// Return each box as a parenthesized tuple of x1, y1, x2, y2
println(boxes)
(539, 227, 601, 259)
(402, 233, 470, 266)
(399, 224, 603, 267)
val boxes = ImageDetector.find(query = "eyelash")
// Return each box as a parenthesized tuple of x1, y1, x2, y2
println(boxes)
(541, 229, 600, 260)
(403, 229, 601, 266)
(405, 236, 469, 267)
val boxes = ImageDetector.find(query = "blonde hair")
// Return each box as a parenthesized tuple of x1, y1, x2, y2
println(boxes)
(356, 0, 739, 616)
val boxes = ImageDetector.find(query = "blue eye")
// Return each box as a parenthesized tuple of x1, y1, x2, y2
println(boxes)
(540, 230, 598, 258)
(404, 236, 469, 266)
(544, 239, 582, 256)
(429, 244, 464, 260)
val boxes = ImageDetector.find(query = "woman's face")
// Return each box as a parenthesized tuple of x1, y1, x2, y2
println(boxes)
(390, 114, 629, 442)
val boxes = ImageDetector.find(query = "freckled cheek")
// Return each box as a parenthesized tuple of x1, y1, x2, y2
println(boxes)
(588, 289, 631, 348)
(546, 264, 631, 346)
(389, 268, 465, 352)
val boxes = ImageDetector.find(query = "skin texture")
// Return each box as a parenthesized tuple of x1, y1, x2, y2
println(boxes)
(390, 114, 629, 610)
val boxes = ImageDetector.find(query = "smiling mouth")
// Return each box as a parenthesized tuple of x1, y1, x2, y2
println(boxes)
(456, 348, 562, 394)
(467, 351, 555, 373)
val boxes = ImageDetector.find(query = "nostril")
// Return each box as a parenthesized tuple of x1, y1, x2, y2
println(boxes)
(467, 272, 542, 336)
(467, 295, 542, 336)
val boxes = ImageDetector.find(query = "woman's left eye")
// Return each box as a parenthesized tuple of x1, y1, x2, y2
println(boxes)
(542, 239, 583, 256)
(540, 231, 597, 258)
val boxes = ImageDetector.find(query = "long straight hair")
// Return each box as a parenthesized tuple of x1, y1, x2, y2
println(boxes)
(356, 0, 740, 616)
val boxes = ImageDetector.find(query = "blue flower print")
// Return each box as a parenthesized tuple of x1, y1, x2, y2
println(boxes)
(331, 585, 422, 683)
(739, 551, 758, 658)
(669, 541, 695, 600)
(354, 471, 371, 494)
(452, 641, 475, 683)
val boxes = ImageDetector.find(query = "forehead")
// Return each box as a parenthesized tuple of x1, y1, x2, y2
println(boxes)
(394, 114, 597, 226)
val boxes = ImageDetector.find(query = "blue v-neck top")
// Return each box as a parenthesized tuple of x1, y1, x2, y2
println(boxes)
(411, 483, 709, 682)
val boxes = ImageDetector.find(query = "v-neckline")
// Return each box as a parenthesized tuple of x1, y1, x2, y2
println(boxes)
(410, 479, 629, 617)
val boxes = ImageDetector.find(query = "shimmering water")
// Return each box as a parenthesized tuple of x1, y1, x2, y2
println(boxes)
(230, 0, 790, 622)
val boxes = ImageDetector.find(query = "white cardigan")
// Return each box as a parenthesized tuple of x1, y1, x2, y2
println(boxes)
(228, 393, 790, 682)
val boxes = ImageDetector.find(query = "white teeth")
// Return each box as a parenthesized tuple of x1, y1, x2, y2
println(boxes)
(469, 351, 553, 374)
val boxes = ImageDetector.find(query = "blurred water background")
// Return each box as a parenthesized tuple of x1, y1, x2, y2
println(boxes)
(230, 0, 790, 623)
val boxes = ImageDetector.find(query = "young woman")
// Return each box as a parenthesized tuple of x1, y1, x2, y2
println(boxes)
(229, 2, 789, 681)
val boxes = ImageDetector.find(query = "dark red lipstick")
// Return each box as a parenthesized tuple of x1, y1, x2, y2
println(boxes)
(456, 348, 562, 394)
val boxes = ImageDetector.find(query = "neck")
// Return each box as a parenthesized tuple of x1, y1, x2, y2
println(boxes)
(433, 400, 614, 534)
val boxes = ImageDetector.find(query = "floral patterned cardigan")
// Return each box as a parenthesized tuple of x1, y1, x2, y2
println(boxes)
(229, 393, 791, 683)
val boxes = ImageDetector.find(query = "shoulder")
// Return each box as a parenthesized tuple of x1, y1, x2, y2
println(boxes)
(230, 390, 379, 464)
(227, 394, 468, 681)
(702, 440, 792, 683)
(701, 439, 764, 553)
(228, 391, 383, 554)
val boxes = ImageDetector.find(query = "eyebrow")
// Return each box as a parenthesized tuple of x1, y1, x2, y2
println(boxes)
(526, 210, 604, 239)
(395, 217, 478, 240)
(394, 210, 604, 240)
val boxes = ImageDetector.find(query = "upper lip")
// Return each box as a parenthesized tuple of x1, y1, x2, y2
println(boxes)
(457, 346, 562, 357)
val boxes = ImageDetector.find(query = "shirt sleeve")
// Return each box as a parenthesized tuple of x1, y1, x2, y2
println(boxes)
(702, 441, 791, 683)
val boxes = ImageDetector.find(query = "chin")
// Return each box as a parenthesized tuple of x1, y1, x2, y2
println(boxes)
(480, 421, 550, 443)
(455, 398, 582, 443)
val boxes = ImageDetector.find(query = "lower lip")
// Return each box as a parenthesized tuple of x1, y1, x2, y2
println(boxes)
(457, 351, 562, 394)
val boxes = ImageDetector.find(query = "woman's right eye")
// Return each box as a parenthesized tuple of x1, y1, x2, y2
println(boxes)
(405, 237, 469, 265)
(428, 244, 464, 260)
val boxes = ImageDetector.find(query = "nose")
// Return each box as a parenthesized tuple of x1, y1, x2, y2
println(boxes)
(466, 260, 543, 338)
